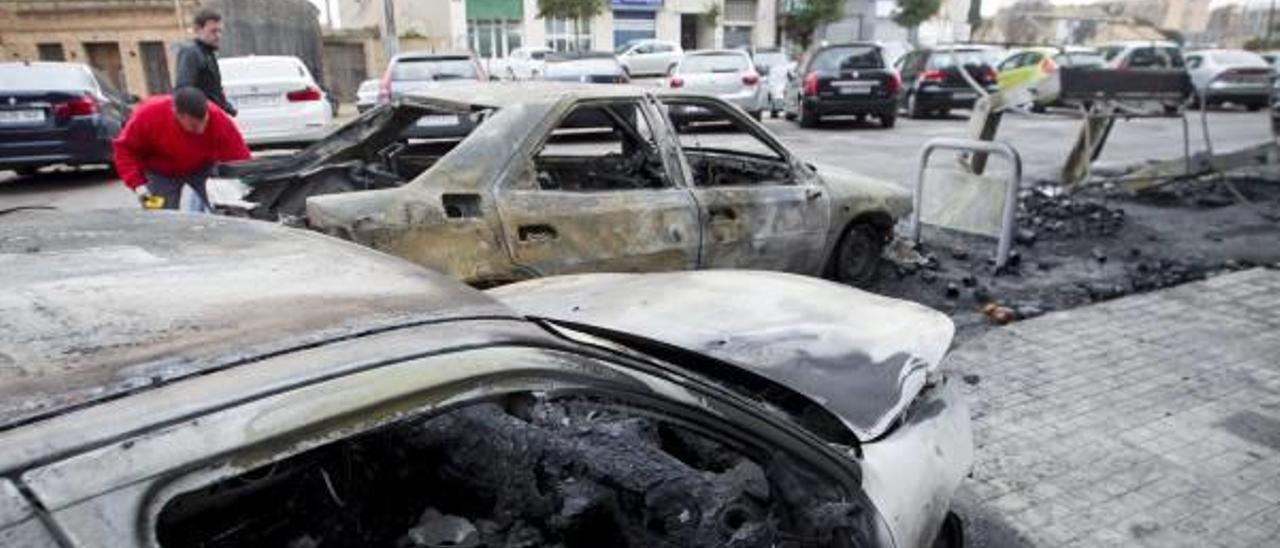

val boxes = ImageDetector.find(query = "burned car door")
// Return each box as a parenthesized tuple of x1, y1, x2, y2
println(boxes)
(494, 98, 700, 276)
(661, 97, 832, 274)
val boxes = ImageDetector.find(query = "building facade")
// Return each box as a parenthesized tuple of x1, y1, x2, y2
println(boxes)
(338, 0, 777, 62)
(0, 0, 202, 97)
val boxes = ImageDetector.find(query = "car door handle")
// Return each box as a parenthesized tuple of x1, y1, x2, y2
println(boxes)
(805, 188, 823, 201)
(518, 224, 557, 242)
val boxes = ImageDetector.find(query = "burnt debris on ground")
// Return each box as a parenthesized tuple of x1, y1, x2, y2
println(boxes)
(872, 171, 1280, 342)
(157, 396, 870, 548)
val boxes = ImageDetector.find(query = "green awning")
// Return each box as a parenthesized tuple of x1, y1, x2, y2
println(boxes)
(467, 0, 522, 20)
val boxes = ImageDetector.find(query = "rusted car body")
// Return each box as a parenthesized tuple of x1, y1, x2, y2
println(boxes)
(206, 83, 911, 286)
(0, 210, 969, 548)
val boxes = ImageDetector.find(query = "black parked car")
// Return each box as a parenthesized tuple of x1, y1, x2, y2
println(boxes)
(540, 51, 630, 84)
(783, 42, 900, 128)
(0, 61, 134, 175)
(894, 47, 999, 118)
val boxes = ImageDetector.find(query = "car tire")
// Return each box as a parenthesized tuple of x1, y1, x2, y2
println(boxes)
(832, 223, 883, 287)
(939, 108, 952, 118)
(751, 110, 763, 121)
(799, 105, 819, 128)
(931, 512, 964, 548)
(906, 92, 926, 119)
(770, 108, 779, 119)
(1248, 102, 1264, 112)
(880, 111, 897, 128)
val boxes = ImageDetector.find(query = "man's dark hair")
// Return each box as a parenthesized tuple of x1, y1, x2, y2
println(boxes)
(173, 87, 210, 119)
(193, 8, 222, 29)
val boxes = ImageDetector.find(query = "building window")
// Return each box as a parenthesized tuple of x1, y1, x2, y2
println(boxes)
(545, 18, 592, 52)
(468, 20, 523, 58)
(37, 43, 65, 61)
(724, 0, 756, 22)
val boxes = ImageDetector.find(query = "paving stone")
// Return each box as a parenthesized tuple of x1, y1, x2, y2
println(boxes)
(951, 269, 1280, 547)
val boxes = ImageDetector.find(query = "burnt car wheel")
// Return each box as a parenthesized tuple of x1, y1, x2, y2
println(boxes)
(833, 223, 883, 287)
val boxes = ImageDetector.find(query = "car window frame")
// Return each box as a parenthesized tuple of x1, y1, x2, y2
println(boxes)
(657, 95, 798, 182)
(22, 342, 868, 547)
(516, 96, 678, 192)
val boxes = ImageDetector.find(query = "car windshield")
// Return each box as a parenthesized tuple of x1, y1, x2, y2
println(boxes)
(681, 54, 750, 73)
(1056, 52, 1105, 67)
(927, 50, 988, 69)
(1210, 51, 1265, 66)
(220, 58, 306, 81)
(615, 41, 640, 54)
(1099, 46, 1124, 61)
(0, 64, 93, 91)
(811, 46, 883, 71)
(392, 58, 478, 81)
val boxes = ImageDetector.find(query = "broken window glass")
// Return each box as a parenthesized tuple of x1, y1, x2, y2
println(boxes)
(153, 393, 863, 548)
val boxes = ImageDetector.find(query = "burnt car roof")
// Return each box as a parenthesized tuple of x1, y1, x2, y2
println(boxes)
(0, 210, 509, 430)
(490, 271, 955, 441)
(403, 81, 653, 109)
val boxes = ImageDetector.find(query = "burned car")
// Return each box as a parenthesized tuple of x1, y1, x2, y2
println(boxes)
(205, 83, 910, 287)
(0, 211, 970, 548)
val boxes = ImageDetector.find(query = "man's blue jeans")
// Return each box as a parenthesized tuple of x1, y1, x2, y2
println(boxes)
(143, 167, 212, 212)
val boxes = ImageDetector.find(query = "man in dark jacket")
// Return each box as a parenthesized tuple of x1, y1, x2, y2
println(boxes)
(174, 8, 237, 116)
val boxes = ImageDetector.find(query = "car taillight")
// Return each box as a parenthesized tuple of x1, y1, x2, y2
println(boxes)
(286, 86, 323, 102)
(379, 69, 392, 102)
(742, 72, 760, 86)
(670, 77, 684, 88)
(53, 95, 98, 119)
(983, 66, 999, 81)
(803, 72, 818, 96)
(1040, 57, 1058, 73)
(887, 71, 903, 94)
(921, 70, 945, 83)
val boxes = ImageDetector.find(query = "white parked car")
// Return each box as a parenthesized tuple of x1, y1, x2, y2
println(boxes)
(668, 49, 765, 119)
(218, 55, 333, 147)
(506, 46, 554, 80)
(355, 78, 379, 113)
(1185, 49, 1273, 111)
(616, 39, 683, 77)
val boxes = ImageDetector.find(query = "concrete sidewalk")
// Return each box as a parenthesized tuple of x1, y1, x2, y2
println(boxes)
(947, 268, 1280, 548)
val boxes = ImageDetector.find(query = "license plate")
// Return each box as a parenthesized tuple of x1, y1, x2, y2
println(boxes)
(953, 92, 976, 99)
(0, 109, 45, 124)
(838, 87, 872, 95)
(832, 80, 873, 87)
(233, 94, 280, 108)
(417, 114, 458, 127)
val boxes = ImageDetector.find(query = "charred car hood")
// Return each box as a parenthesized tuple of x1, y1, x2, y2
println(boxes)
(490, 271, 955, 441)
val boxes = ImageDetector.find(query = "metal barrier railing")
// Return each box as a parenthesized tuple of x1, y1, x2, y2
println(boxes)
(909, 137, 1023, 269)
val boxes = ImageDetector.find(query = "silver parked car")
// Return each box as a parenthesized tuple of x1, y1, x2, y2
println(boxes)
(0, 210, 972, 548)
(355, 78, 379, 113)
(669, 50, 766, 119)
(1185, 49, 1273, 111)
(616, 38, 684, 77)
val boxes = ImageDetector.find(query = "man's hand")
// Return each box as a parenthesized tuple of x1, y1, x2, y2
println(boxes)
(135, 186, 165, 210)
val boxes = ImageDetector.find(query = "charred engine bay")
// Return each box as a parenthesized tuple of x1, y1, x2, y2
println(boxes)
(158, 397, 866, 548)
(873, 174, 1280, 342)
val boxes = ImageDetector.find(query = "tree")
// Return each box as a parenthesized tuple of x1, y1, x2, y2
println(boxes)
(538, 0, 607, 50)
(782, 0, 845, 52)
(893, 0, 943, 45)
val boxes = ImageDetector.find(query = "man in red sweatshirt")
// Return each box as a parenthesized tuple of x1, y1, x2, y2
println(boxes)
(113, 86, 250, 211)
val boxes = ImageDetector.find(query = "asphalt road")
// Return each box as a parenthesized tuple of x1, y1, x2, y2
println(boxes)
(1, 107, 1272, 213)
